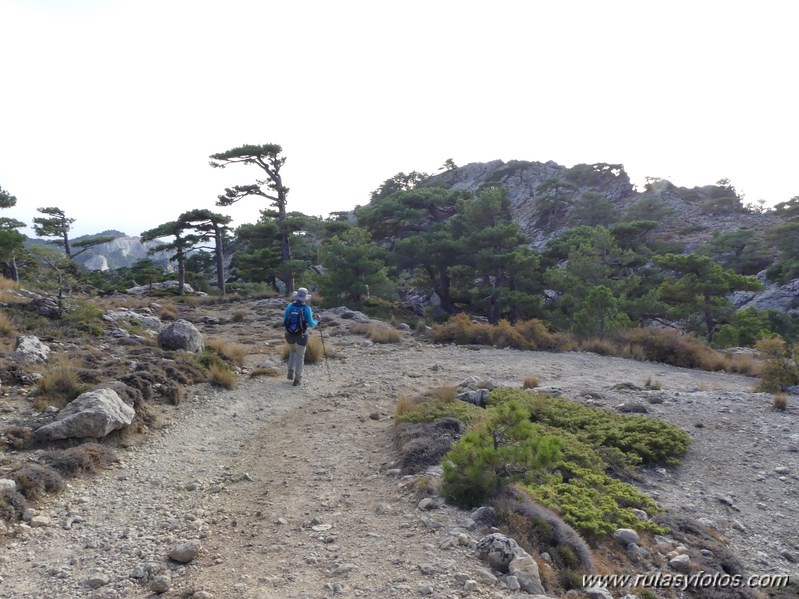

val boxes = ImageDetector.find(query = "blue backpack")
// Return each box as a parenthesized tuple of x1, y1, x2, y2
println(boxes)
(285, 301, 306, 334)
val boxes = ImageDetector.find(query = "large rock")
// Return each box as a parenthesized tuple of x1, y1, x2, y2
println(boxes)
(476, 533, 523, 572)
(13, 336, 51, 363)
(730, 275, 799, 315)
(508, 555, 545, 595)
(158, 319, 203, 352)
(103, 309, 162, 329)
(34, 388, 135, 440)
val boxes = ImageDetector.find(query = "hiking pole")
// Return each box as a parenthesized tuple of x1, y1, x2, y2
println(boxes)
(318, 320, 332, 380)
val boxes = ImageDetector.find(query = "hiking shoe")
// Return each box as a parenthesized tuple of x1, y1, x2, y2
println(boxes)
(292, 377, 302, 387)
(287, 369, 294, 381)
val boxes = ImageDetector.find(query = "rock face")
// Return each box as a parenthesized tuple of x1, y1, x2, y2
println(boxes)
(13, 336, 51, 363)
(34, 388, 136, 440)
(730, 274, 799, 315)
(158, 320, 204, 352)
(70, 235, 174, 272)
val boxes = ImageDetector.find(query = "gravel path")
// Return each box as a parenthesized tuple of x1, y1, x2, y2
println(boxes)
(1, 317, 797, 598)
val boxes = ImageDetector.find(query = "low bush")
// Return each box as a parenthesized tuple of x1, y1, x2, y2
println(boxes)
(367, 325, 401, 344)
(394, 418, 465, 473)
(12, 463, 65, 499)
(430, 314, 558, 351)
(440, 389, 680, 540)
(755, 338, 799, 392)
(3, 425, 33, 450)
(441, 400, 562, 508)
(40, 443, 117, 477)
(0, 488, 27, 521)
(159, 303, 178, 320)
(488, 388, 690, 467)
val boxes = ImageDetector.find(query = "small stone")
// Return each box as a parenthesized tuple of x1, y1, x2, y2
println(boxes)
(418, 498, 438, 511)
(457, 533, 470, 546)
(333, 563, 355, 575)
(376, 503, 392, 515)
(775, 466, 791, 475)
(781, 550, 797, 563)
(506, 575, 520, 591)
(85, 574, 110, 589)
(464, 579, 479, 592)
(631, 509, 648, 521)
(151, 574, 171, 593)
(169, 539, 201, 563)
(613, 528, 640, 546)
(732, 519, 747, 532)
(191, 592, 214, 599)
(669, 554, 691, 573)
(30, 515, 51, 528)
(418, 583, 434, 595)
(130, 566, 145, 579)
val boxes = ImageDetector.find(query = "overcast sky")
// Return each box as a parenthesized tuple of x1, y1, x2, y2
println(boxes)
(1, 0, 796, 238)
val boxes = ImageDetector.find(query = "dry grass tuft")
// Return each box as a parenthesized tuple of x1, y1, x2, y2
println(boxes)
(250, 367, 280, 378)
(522, 376, 540, 389)
(0, 310, 16, 336)
(231, 310, 246, 323)
(0, 276, 18, 290)
(367, 325, 401, 344)
(35, 355, 83, 409)
(209, 362, 236, 389)
(772, 393, 788, 411)
(206, 338, 249, 367)
(644, 376, 662, 390)
(395, 394, 418, 419)
(279, 337, 325, 363)
(158, 302, 178, 320)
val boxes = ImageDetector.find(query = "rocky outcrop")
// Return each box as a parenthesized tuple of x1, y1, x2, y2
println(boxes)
(70, 235, 174, 272)
(158, 320, 204, 352)
(34, 388, 135, 440)
(13, 336, 50, 363)
(730, 275, 799, 315)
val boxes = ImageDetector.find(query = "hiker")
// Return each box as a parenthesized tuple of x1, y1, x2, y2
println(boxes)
(282, 287, 318, 386)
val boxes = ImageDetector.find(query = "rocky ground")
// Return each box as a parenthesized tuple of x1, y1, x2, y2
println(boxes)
(0, 297, 797, 599)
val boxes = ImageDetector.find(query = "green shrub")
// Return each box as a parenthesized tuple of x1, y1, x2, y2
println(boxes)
(396, 398, 483, 426)
(441, 400, 561, 508)
(755, 338, 799, 392)
(488, 388, 690, 467)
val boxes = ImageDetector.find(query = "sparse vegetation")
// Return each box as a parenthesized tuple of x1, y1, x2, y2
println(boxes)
(772, 393, 788, 411)
(250, 367, 280, 378)
(0, 310, 16, 336)
(755, 338, 799, 392)
(522, 376, 540, 389)
(11, 463, 65, 499)
(206, 338, 248, 367)
(34, 355, 87, 409)
(40, 443, 118, 477)
(279, 337, 325, 363)
(209, 361, 236, 389)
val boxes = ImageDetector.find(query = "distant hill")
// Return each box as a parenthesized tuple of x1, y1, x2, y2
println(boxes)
(422, 160, 784, 251)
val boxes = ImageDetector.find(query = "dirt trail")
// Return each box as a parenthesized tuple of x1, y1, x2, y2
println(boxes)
(0, 313, 796, 599)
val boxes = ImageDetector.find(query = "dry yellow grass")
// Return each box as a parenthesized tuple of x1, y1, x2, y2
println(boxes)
(279, 337, 325, 363)
(522, 376, 540, 389)
(773, 393, 788, 411)
(250, 367, 280, 378)
(34, 355, 83, 410)
(206, 338, 249, 367)
(209, 362, 236, 389)
(159, 302, 178, 320)
(644, 376, 662, 390)
(367, 325, 401, 344)
(0, 310, 16, 336)
(0, 276, 18, 290)
(395, 394, 417, 418)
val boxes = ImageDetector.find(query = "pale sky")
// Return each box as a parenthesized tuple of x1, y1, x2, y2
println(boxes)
(1, 0, 796, 238)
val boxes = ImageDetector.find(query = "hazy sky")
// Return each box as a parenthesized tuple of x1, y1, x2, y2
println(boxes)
(1, 0, 796, 238)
